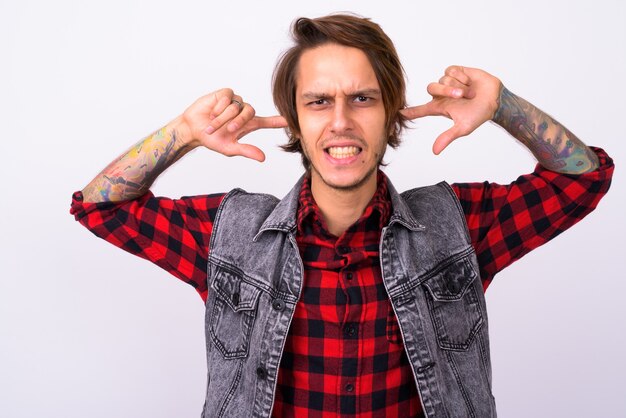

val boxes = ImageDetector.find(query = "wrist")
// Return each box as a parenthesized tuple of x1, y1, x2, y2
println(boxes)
(491, 84, 509, 125)
(168, 115, 199, 149)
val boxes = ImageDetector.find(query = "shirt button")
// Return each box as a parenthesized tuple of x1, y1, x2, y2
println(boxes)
(231, 292, 240, 306)
(345, 324, 357, 337)
(345, 383, 354, 392)
(346, 272, 353, 280)
(256, 366, 267, 379)
(272, 298, 285, 312)
(338, 245, 349, 254)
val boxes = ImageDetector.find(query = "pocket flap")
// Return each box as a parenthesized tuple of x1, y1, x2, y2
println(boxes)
(211, 269, 261, 312)
(422, 257, 477, 301)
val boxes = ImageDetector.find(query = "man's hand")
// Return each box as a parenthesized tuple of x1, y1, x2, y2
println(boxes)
(401, 66, 502, 154)
(181, 88, 287, 162)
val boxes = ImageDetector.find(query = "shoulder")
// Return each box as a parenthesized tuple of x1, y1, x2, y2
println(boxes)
(221, 188, 280, 210)
(397, 181, 467, 231)
(400, 181, 462, 214)
(401, 181, 456, 201)
(215, 188, 281, 224)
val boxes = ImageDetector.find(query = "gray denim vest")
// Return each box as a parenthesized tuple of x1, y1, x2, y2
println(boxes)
(203, 177, 496, 418)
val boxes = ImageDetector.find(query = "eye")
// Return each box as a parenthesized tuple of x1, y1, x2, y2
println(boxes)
(353, 95, 374, 104)
(307, 98, 328, 106)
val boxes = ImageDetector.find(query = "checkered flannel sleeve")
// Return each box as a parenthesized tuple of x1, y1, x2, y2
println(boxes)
(451, 147, 613, 290)
(70, 191, 226, 301)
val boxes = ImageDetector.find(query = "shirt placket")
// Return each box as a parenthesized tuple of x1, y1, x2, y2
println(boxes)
(335, 241, 363, 416)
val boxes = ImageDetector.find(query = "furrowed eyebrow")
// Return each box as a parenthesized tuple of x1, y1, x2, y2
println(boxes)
(301, 89, 382, 100)
(349, 89, 381, 97)
(301, 92, 331, 101)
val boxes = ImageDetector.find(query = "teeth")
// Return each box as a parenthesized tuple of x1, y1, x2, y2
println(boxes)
(327, 146, 360, 159)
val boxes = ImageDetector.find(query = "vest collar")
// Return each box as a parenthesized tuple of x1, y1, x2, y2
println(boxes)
(254, 175, 305, 239)
(385, 180, 426, 232)
(254, 174, 425, 241)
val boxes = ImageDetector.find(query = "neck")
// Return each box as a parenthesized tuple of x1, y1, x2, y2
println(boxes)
(310, 171, 378, 237)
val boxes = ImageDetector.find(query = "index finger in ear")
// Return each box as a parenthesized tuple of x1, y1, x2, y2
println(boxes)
(233, 115, 287, 139)
(253, 115, 288, 130)
(400, 102, 438, 120)
(445, 65, 471, 86)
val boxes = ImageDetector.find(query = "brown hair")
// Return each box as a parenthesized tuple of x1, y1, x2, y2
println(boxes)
(272, 14, 407, 168)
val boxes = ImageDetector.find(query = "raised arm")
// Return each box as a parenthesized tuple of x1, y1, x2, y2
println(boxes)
(401, 66, 599, 174)
(492, 86, 598, 173)
(81, 89, 287, 203)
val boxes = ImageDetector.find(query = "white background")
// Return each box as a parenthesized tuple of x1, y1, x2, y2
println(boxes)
(1, 0, 625, 417)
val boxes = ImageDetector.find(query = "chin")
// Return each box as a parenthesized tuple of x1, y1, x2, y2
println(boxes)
(314, 166, 378, 192)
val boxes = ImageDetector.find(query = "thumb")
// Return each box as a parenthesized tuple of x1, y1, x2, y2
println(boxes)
(432, 124, 466, 155)
(231, 143, 266, 162)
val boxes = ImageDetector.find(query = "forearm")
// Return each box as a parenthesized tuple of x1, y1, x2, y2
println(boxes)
(82, 116, 195, 203)
(492, 87, 599, 174)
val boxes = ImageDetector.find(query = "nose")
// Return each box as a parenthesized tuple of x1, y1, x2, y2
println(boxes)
(329, 101, 354, 134)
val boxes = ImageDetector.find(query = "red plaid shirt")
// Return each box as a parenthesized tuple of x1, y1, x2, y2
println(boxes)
(71, 147, 613, 417)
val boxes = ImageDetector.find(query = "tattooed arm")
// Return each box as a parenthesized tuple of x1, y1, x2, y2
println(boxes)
(81, 89, 287, 203)
(492, 87, 598, 174)
(401, 66, 599, 174)
(82, 119, 192, 202)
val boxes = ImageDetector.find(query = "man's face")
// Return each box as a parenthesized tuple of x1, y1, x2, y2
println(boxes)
(295, 43, 387, 195)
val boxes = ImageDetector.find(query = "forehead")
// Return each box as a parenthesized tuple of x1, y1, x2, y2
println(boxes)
(296, 43, 379, 94)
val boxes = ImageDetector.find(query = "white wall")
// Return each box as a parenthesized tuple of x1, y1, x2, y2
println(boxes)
(1, 0, 624, 416)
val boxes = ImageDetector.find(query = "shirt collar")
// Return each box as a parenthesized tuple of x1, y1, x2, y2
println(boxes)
(255, 171, 426, 241)
(295, 170, 392, 237)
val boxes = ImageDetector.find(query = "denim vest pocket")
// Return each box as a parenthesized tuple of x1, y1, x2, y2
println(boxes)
(422, 256, 484, 351)
(210, 269, 262, 359)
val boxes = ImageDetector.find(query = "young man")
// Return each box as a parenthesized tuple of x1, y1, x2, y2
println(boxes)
(72, 15, 613, 418)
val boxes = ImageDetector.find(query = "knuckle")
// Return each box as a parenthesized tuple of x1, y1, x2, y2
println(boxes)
(221, 95, 232, 106)
(247, 105, 256, 118)
(215, 88, 232, 99)
(426, 82, 440, 94)
(210, 120, 222, 130)
(212, 99, 228, 115)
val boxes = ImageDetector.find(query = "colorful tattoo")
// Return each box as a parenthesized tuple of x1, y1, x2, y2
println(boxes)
(493, 87, 598, 174)
(83, 127, 191, 202)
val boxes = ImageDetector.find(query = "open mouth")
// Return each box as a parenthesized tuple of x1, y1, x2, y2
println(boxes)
(325, 146, 362, 159)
